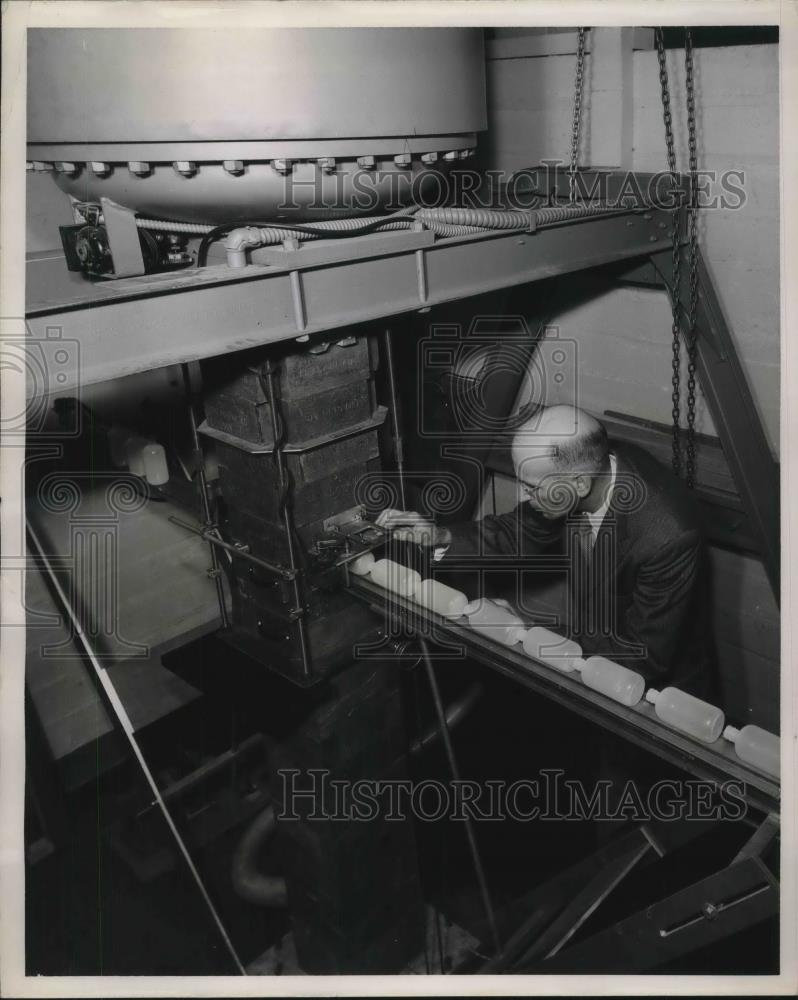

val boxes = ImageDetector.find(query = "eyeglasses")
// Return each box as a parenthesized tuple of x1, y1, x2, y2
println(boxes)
(520, 482, 542, 500)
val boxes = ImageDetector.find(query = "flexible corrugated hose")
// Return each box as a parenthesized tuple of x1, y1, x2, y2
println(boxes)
(135, 201, 632, 267)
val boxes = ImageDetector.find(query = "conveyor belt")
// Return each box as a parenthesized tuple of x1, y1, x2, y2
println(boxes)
(347, 575, 781, 815)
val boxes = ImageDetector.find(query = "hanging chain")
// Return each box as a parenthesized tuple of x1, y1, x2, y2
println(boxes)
(684, 28, 700, 489)
(655, 28, 683, 478)
(569, 28, 587, 203)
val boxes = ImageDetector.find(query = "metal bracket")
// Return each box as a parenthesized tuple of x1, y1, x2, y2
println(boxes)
(322, 505, 367, 532)
(100, 197, 146, 278)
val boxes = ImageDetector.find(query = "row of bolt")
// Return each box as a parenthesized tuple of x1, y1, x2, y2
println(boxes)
(27, 150, 475, 178)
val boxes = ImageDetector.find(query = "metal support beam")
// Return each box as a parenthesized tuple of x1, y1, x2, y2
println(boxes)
(25, 207, 675, 392)
(500, 815, 719, 971)
(514, 838, 652, 965)
(538, 855, 778, 973)
(732, 811, 780, 864)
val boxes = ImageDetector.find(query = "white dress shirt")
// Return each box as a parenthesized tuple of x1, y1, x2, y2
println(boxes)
(583, 452, 617, 546)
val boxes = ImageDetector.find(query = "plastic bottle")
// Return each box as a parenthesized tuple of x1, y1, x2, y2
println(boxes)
(575, 656, 645, 707)
(368, 558, 422, 598)
(412, 579, 468, 619)
(348, 551, 375, 577)
(466, 599, 526, 646)
(124, 435, 149, 477)
(722, 724, 780, 779)
(143, 443, 169, 486)
(522, 627, 583, 672)
(645, 687, 725, 743)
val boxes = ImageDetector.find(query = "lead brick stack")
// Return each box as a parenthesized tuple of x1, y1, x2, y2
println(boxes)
(200, 336, 385, 682)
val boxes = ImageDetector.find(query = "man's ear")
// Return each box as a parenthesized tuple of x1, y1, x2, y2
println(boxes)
(574, 474, 592, 498)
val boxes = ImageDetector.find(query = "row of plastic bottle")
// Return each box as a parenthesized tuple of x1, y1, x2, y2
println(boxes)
(350, 554, 780, 779)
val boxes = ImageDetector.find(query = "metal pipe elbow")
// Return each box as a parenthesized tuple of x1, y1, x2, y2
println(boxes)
(224, 227, 265, 268)
(231, 803, 288, 907)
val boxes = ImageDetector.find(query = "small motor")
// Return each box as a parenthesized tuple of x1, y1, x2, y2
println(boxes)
(59, 201, 193, 278)
(69, 224, 112, 275)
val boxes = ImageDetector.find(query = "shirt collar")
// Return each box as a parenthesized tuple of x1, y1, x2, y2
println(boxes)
(585, 452, 617, 539)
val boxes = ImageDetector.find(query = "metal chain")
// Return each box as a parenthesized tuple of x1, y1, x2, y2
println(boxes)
(569, 28, 587, 203)
(684, 28, 700, 489)
(655, 27, 683, 478)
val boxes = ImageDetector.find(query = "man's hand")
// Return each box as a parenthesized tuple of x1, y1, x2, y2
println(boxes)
(375, 509, 452, 548)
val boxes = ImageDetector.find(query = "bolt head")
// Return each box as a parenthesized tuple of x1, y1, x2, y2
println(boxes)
(174, 160, 197, 177)
(223, 159, 245, 175)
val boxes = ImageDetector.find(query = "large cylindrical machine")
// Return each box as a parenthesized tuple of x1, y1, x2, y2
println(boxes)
(27, 27, 486, 222)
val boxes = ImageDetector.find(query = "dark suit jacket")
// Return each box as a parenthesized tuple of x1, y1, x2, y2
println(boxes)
(438, 441, 714, 696)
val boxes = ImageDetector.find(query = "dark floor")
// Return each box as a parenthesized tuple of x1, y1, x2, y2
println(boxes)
(26, 639, 780, 976)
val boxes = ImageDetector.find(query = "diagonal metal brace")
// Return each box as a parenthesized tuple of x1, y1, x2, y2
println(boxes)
(613, 247, 779, 599)
(537, 855, 778, 973)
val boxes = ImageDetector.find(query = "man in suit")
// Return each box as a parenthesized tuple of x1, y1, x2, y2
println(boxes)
(378, 404, 713, 696)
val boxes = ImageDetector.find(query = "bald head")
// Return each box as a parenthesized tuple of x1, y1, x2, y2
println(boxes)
(511, 406, 610, 517)
(512, 405, 608, 474)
